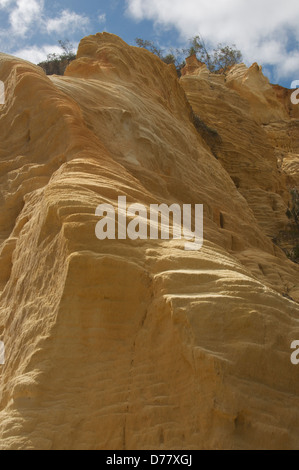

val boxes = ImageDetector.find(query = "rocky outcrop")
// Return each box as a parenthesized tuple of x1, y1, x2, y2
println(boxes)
(181, 54, 299, 271)
(0, 33, 299, 450)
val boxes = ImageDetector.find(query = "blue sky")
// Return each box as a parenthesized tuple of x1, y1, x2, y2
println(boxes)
(0, 0, 298, 88)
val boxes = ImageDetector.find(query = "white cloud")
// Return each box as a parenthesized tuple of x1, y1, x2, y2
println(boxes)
(46, 9, 90, 35)
(98, 13, 106, 23)
(9, 0, 43, 36)
(13, 44, 62, 64)
(126, 0, 299, 80)
(0, 2, 91, 44)
(12, 40, 79, 64)
(0, 0, 13, 8)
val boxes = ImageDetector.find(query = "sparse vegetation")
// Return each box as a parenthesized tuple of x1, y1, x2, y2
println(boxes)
(135, 38, 184, 76)
(186, 36, 242, 74)
(135, 39, 164, 60)
(135, 35, 242, 75)
(38, 40, 76, 76)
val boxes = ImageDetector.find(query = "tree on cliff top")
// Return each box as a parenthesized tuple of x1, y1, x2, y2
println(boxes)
(38, 40, 76, 76)
(187, 36, 242, 73)
(135, 38, 179, 67)
(135, 36, 242, 74)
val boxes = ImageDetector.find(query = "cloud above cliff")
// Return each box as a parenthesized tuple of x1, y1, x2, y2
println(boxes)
(0, 0, 96, 62)
(46, 10, 90, 35)
(126, 0, 299, 81)
(9, 0, 43, 36)
(13, 43, 63, 63)
(0, 0, 91, 39)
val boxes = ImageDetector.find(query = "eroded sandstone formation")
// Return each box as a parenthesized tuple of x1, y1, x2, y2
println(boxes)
(0, 33, 299, 450)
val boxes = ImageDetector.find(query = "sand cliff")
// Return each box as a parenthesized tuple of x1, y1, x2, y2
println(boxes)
(0, 33, 299, 449)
